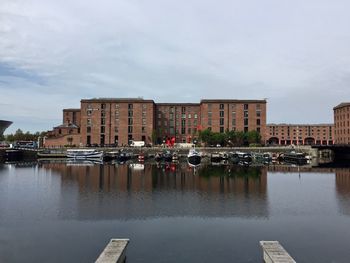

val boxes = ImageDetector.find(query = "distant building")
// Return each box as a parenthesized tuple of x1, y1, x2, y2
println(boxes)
(334, 102, 350, 144)
(0, 120, 12, 137)
(45, 98, 267, 147)
(266, 124, 334, 145)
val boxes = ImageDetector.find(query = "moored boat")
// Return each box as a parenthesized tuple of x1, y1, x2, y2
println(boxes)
(188, 148, 201, 165)
(66, 149, 103, 159)
(37, 150, 67, 158)
(283, 151, 307, 165)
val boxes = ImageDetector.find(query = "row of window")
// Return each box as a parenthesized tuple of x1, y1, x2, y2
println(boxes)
(86, 126, 147, 134)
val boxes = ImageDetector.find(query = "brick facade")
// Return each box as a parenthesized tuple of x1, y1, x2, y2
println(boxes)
(334, 103, 350, 145)
(266, 124, 334, 145)
(46, 98, 267, 147)
(200, 100, 267, 142)
(80, 98, 155, 146)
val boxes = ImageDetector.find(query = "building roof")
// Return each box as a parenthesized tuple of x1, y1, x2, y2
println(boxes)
(0, 120, 12, 136)
(267, 123, 334, 127)
(63, 108, 81, 112)
(156, 103, 200, 106)
(54, 123, 80, 129)
(81, 98, 155, 103)
(200, 99, 267, 104)
(333, 102, 350, 110)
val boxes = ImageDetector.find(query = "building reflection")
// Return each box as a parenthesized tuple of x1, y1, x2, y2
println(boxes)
(39, 161, 269, 220)
(335, 168, 350, 216)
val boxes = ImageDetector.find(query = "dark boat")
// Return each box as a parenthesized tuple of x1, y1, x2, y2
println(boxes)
(163, 151, 173, 162)
(103, 151, 120, 161)
(5, 149, 23, 161)
(37, 150, 67, 158)
(155, 151, 173, 162)
(118, 151, 133, 162)
(188, 149, 201, 165)
(283, 151, 308, 165)
(155, 152, 163, 162)
(230, 152, 252, 164)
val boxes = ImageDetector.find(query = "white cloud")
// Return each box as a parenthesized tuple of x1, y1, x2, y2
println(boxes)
(1, 0, 350, 132)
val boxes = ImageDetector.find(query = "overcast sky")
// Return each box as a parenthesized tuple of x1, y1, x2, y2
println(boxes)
(1, 0, 350, 133)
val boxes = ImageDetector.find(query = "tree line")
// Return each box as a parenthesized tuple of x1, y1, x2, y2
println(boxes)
(1, 129, 47, 142)
(198, 129, 262, 147)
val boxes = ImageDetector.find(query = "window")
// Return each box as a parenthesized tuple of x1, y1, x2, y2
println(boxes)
(114, 126, 118, 133)
(101, 118, 106, 125)
(115, 104, 119, 109)
(87, 119, 92, 126)
(220, 118, 224, 125)
(232, 119, 236, 126)
(142, 126, 146, 133)
(188, 114, 191, 119)
(87, 126, 91, 133)
(128, 126, 133, 133)
(244, 119, 248, 126)
(142, 118, 146, 125)
(128, 104, 133, 109)
(256, 111, 261, 117)
(128, 118, 133, 125)
(101, 103, 106, 109)
(194, 114, 198, 119)
(220, 127, 224, 133)
(244, 104, 249, 110)
(219, 111, 224, 117)
(87, 110, 92, 116)
(208, 119, 212, 125)
(101, 111, 106, 117)
(220, 104, 224, 109)
(101, 126, 105, 133)
(128, 111, 133, 117)
(257, 119, 261, 126)
(244, 111, 248, 118)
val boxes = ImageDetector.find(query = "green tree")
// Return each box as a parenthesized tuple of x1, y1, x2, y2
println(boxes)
(246, 130, 261, 145)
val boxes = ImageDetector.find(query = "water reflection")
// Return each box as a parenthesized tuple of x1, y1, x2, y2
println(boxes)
(336, 168, 350, 216)
(38, 161, 269, 220)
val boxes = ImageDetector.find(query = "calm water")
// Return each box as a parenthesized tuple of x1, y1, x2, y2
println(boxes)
(1, 161, 350, 262)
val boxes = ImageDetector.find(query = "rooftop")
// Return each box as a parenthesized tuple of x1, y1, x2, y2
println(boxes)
(333, 102, 350, 110)
(267, 123, 334, 127)
(200, 99, 267, 104)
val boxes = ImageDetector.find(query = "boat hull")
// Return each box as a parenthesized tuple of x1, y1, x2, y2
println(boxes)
(67, 152, 103, 159)
(188, 155, 201, 165)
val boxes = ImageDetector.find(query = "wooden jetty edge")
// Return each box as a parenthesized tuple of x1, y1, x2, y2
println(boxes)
(95, 239, 129, 263)
(260, 241, 296, 263)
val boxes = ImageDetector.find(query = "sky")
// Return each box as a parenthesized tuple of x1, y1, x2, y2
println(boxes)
(1, 0, 350, 133)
